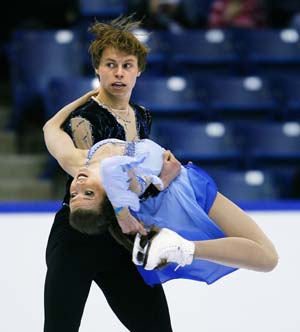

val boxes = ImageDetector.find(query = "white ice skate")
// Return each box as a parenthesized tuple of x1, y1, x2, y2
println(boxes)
(132, 228, 195, 270)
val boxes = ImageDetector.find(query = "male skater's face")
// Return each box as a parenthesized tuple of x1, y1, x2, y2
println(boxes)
(95, 46, 141, 99)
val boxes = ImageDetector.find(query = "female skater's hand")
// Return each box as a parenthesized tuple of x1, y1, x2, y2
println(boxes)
(82, 88, 99, 101)
(116, 208, 147, 236)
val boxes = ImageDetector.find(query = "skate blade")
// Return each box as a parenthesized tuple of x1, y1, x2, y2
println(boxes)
(132, 233, 150, 266)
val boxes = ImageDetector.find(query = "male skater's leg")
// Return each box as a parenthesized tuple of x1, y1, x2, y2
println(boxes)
(44, 205, 94, 332)
(44, 253, 92, 332)
(94, 253, 173, 332)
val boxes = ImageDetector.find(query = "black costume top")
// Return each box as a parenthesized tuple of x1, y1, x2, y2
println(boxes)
(61, 98, 157, 204)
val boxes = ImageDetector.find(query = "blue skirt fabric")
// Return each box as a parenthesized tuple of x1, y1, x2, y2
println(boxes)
(134, 164, 238, 286)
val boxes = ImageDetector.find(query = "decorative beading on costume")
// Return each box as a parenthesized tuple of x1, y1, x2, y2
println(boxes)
(135, 175, 148, 194)
(85, 140, 107, 167)
(124, 141, 136, 157)
(85, 138, 127, 167)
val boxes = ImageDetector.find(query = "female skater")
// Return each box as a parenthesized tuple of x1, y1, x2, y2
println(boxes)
(43, 89, 278, 287)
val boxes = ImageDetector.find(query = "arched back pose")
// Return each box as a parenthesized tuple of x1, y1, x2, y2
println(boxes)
(44, 89, 278, 287)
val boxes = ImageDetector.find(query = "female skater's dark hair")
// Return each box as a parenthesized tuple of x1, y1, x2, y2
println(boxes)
(70, 195, 134, 251)
(69, 195, 116, 235)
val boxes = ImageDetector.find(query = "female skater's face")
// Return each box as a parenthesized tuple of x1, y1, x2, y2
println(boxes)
(69, 168, 105, 212)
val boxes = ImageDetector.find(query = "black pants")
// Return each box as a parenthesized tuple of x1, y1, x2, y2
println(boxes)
(44, 205, 173, 332)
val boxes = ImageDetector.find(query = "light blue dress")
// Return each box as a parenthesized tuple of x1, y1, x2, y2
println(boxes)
(95, 138, 238, 286)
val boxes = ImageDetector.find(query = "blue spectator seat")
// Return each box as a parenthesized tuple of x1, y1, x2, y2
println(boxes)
(206, 75, 279, 120)
(132, 29, 169, 76)
(210, 169, 284, 201)
(240, 28, 300, 76)
(150, 120, 242, 168)
(241, 121, 300, 168)
(78, 0, 127, 17)
(43, 76, 99, 120)
(132, 75, 204, 118)
(277, 76, 300, 119)
(7, 29, 85, 130)
(167, 29, 241, 77)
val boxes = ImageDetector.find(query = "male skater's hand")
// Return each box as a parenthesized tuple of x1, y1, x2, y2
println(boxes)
(159, 150, 181, 189)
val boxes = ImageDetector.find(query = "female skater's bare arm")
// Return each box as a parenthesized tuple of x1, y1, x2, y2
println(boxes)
(43, 90, 98, 176)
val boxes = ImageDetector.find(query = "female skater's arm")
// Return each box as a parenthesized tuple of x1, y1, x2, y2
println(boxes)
(128, 150, 181, 195)
(43, 90, 98, 176)
(111, 152, 181, 235)
(100, 150, 181, 236)
(194, 193, 279, 272)
(114, 207, 147, 235)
